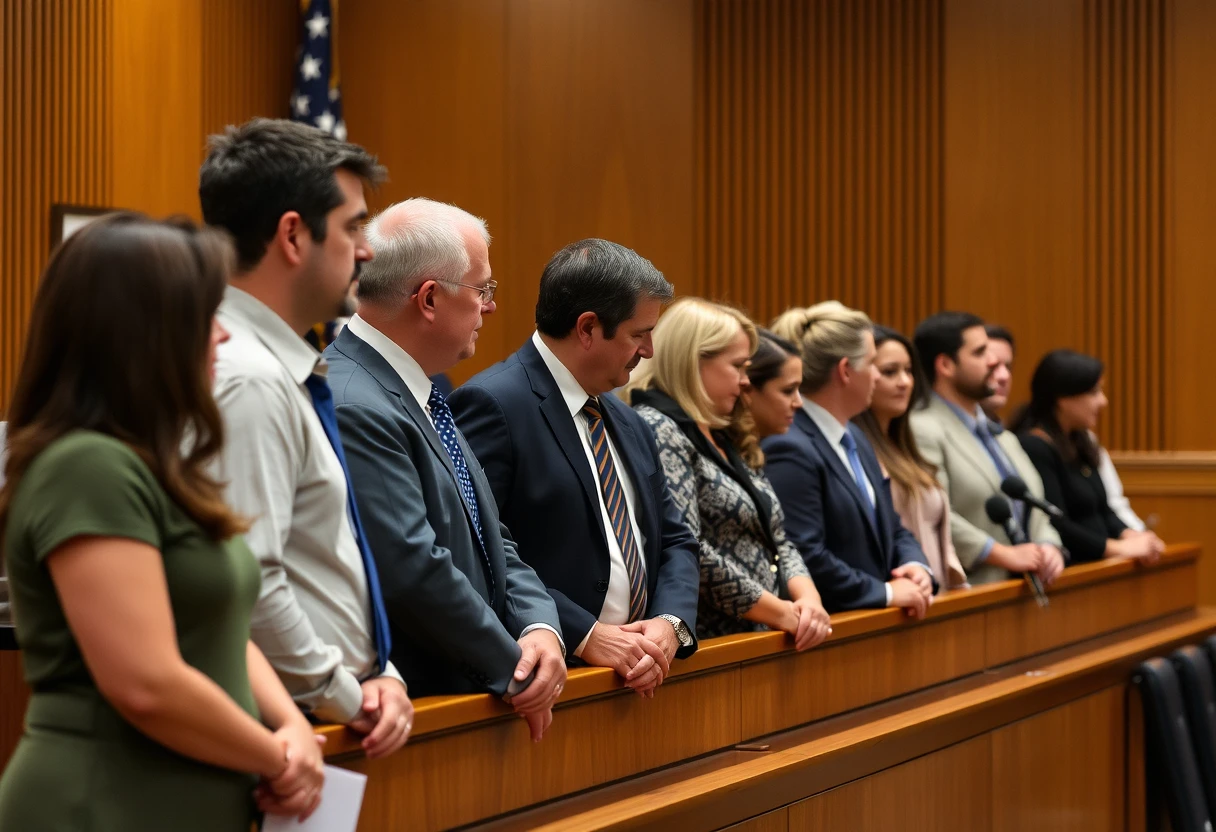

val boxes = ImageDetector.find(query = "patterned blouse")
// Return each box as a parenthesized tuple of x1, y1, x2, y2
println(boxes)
(633, 394, 810, 641)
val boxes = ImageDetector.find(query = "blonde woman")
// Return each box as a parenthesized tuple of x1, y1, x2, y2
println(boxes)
(622, 299, 830, 649)
(765, 302, 935, 617)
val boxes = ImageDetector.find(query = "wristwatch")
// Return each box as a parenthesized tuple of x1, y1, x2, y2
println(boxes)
(658, 613, 693, 648)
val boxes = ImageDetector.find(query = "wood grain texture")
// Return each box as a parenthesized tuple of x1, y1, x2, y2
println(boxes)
(720, 809, 788, 832)
(0, 645, 29, 772)
(339, 668, 741, 831)
(991, 686, 1126, 831)
(787, 735, 992, 831)
(694, 0, 943, 333)
(740, 611, 987, 738)
(983, 557, 1197, 666)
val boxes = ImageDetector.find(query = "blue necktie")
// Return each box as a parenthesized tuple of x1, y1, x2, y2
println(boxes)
(976, 419, 1025, 528)
(840, 431, 877, 525)
(304, 373, 391, 673)
(426, 385, 495, 596)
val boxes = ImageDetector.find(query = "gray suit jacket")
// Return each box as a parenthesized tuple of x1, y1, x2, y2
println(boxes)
(909, 395, 1062, 585)
(324, 329, 560, 697)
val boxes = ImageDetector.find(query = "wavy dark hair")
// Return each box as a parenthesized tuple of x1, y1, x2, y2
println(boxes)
(1010, 349, 1104, 468)
(746, 329, 799, 391)
(852, 325, 939, 495)
(1, 213, 248, 541)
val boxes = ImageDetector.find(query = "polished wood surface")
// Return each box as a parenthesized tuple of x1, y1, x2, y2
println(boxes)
(788, 735, 992, 831)
(0, 637, 28, 771)
(990, 686, 1126, 830)
(504, 613, 1216, 831)
(722, 810, 789, 832)
(307, 545, 1204, 830)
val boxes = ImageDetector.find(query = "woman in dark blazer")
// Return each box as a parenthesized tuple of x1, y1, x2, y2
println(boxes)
(623, 299, 831, 649)
(1013, 349, 1165, 564)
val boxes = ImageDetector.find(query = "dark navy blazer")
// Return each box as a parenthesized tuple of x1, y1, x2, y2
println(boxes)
(448, 339, 700, 656)
(762, 409, 931, 611)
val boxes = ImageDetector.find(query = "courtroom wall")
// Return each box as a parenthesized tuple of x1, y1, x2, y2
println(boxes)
(4, 0, 1215, 452)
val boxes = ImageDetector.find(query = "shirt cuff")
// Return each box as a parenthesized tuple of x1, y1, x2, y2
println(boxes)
(520, 623, 567, 659)
(309, 663, 367, 725)
(574, 621, 598, 659)
(906, 561, 936, 578)
(885, 582, 894, 606)
(379, 661, 405, 688)
(976, 537, 996, 564)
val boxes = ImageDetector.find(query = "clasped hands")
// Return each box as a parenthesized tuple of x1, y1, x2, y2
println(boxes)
(888, 563, 935, 619)
(580, 619, 678, 700)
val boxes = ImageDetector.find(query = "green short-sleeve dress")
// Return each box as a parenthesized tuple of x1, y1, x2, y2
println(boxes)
(0, 431, 262, 831)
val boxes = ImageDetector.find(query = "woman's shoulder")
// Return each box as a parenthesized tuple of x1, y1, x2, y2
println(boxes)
(635, 404, 693, 446)
(24, 430, 150, 481)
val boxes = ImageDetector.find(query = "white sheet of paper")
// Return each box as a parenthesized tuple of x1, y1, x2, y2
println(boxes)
(263, 764, 368, 832)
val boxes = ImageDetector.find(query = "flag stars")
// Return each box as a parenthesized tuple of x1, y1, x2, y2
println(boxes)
(305, 12, 330, 39)
(315, 110, 336, 134)
(333, 120, 348, 142)
(300, 54, 322, 81)
(293, 94, 311, 116)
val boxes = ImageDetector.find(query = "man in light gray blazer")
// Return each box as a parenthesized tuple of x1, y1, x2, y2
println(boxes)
(909, 312, 1066, 587)
(324, 198, 566, 742)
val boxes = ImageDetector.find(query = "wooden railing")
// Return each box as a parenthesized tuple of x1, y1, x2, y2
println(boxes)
(316, 544, 1209, 831)
(2, 546, 1209, 829)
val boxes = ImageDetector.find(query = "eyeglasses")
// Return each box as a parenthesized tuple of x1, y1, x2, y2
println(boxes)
(436, 279, 497, 305)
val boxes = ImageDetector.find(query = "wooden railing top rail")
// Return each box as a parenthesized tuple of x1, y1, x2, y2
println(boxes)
(317, 542, 1199, 756)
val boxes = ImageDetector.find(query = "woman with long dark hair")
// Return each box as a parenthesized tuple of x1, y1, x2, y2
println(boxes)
(853, 326, 967, 591)
(1012, 349, 1164, 564)
(741, 330, 804, 441)
(0, 214, 324, 831)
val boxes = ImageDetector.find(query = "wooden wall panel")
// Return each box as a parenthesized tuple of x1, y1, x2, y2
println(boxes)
(1, 0, 111, 413)
(200, 0, 295, 136)
(787, 735, 992, 830)
(694, 0, 943, 333)
(991, 686, 1126, 830)
(340, 0, 510, 381)
(1171, 0, 1216, 450)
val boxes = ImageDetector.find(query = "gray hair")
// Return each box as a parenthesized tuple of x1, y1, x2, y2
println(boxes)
(357, 198, 490, 306)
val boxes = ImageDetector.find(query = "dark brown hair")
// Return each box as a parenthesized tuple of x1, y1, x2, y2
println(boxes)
(853, 325, 939, 496)
(1010, 349, 1104, 468)
(199, 118, 386, 271)
(1, 213, 247, 540)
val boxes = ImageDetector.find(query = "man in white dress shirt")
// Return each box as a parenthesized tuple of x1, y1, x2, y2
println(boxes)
(323, 199, 567, 741)
(199, 118, 411, 757)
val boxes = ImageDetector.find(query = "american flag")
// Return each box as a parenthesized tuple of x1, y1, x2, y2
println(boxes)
(291, 0, 346, 141)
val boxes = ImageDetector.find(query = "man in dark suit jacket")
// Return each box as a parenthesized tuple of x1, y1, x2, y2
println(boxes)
(450, 239, 700, 697)
(325, 198, 565, 741)
(763, 301, 934, 615)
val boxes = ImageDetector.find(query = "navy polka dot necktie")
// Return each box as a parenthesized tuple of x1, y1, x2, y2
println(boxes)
(427, 384, 488, 559)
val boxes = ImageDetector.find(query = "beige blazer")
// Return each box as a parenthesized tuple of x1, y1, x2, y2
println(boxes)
(888, 478, 969, 592)
(909, 396, 1062, 585)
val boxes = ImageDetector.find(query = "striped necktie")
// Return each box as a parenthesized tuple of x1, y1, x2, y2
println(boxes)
(581, 397, 647, 622)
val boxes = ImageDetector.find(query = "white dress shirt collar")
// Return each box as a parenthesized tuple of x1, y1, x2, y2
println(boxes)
(221, 285, 322, 384)
(345, 314, 435, 412)
(531, 331, 595, 417)
(802, 398, 848, 448)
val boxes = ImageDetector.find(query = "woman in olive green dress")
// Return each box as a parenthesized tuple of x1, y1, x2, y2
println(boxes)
(0, 214, 326, 831)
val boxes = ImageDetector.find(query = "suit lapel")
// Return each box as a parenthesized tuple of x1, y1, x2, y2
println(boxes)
(520, 342, 611, 550)
(933, 398, 1004, 492)
(333, 329, 495, 595)
(797, 412, 882, 549)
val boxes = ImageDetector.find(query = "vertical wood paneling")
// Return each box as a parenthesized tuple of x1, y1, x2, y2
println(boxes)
(201, 0, 296, 135)
(1083, 0, 1169, 450)
(0, 2, 296, 413)
(695, 0, 943, 333)
(1, 0, 111, 414)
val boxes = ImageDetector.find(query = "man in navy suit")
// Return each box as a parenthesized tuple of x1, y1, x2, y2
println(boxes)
(324, 199, 566, 741)
(449, 239, 700, 697)
(764, 302, 934, 615)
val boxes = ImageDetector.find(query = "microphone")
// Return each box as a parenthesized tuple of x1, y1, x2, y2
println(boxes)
(984, 495, 1049, 608)
(1000, 475, 1064, 518)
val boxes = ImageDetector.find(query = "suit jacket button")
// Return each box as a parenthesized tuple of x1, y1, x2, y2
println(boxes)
(596, 579, 609, 592)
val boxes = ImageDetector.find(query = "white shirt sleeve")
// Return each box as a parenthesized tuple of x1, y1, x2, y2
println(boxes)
(1097, 446, 1146, 532)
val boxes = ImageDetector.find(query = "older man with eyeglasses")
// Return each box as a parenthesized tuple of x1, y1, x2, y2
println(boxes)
(322, 198, 566, 742)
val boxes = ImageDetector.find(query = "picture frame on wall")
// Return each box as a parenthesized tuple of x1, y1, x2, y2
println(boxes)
(49, 204, 115, 251)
